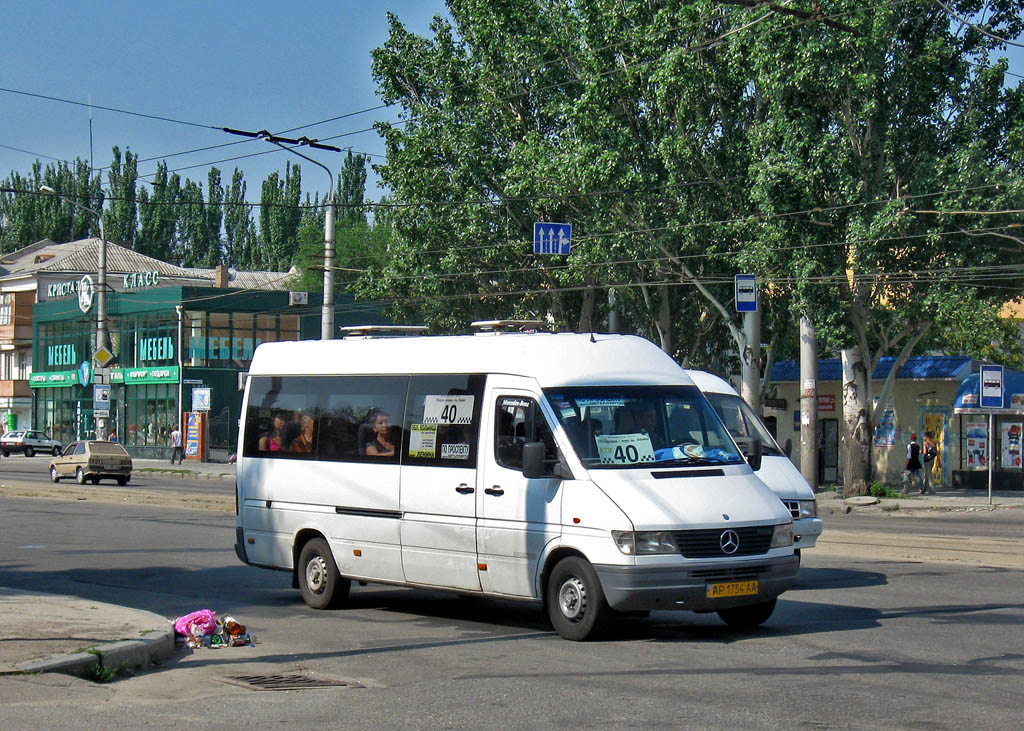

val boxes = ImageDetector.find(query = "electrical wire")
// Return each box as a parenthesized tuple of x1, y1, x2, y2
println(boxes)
(933, 0, 1024, 49)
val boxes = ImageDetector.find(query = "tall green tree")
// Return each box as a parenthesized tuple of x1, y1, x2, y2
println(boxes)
(137, 162, 181, 260)
(105, 146, 138, 246)
(258, 162, 302, 270)
(1, 159, 102, 250)
(223, 168, 255, 268)
(338, 151, 369, 225)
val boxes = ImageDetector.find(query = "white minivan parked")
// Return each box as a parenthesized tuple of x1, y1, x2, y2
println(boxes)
(235, 331, 798, 640)
(686, 370, 823, 552)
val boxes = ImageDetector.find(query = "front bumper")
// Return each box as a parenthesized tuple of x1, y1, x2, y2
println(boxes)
(794, 517, 824, 549)
(595, 554, 799, 612)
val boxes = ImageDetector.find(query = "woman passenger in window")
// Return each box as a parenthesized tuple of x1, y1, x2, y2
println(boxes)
(289, 413, 315, 453)
(259, 412, 286, 452)
(365, 411, 395, 457)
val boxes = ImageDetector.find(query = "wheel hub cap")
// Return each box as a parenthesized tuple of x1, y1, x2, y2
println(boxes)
(306, 556, 327, 594)
(558, 577, 587, 622)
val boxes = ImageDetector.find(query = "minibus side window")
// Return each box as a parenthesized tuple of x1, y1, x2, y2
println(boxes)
(495, 397, 557, 474)
(242, 375, 407, 463)
(402, 375, 485, 467)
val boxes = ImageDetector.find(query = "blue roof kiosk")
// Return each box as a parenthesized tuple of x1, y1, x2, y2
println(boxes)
(952, 369, 1024, 491)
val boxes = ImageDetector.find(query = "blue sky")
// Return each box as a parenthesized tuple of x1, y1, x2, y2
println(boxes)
(0, 1, 444, 201)
(1, 1, 1022, 206)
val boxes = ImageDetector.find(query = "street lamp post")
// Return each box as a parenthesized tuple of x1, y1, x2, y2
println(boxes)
(222, 127, 341, 340)
(40, 185, 109, 438)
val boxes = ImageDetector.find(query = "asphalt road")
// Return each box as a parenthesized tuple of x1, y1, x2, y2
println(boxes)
(0, 455, 232, 496)
(1, 496, 1022, 729)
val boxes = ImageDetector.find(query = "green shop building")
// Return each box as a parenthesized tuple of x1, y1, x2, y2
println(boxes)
(30, 267, 384, 459)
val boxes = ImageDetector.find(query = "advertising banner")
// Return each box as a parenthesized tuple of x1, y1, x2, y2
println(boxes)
(1002, 423, 1022, 469)
(965, 420, 988, 469)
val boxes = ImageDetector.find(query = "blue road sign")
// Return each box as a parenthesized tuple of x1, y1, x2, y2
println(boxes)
(735, 274, 757, 312)
(534, 222, 572, 255)
(980, 364, 1004, 409)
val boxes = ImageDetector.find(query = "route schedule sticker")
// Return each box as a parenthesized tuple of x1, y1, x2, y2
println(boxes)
(423, 395, 475, 425)
(409, 423, 437, 457)
(594, 433, 656, 465)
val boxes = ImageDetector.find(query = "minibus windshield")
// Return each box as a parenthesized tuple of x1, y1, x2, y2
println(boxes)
(544, 386, 744, 469)
(703, 392, 783, 456)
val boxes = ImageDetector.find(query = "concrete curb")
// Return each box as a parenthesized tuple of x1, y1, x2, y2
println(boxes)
(10, 622, 177, 680)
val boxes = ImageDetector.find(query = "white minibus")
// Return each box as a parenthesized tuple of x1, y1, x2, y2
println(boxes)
(235, 332, 798, 640)
(686, 370, 823, 553)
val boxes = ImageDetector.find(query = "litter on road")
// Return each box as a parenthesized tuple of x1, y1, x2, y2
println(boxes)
(173, 609, 251, 649)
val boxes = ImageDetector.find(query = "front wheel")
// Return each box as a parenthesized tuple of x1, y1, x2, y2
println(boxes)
(76, 467, 85, 485)
(52, 446, 61, 457)
(297, 537, 350, 610)
(546, 556, 610, 641)
(717, 598, 777, 629)
(50, 466, 60, 483)
(24, 447, 34, 458)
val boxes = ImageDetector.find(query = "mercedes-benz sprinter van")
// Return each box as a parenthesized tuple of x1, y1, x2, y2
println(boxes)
(235, 332, 798, 640)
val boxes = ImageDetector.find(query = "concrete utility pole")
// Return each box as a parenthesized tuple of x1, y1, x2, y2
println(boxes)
(799, 316, 819, 490)
(40, 185, 109, 438)
(222, 128, 341, 339)
(741, 307, 762, 414)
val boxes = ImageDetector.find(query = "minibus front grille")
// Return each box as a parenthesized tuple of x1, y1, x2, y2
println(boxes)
(689, 566, 769, 582)
(782, 500, 801, 519)
(672, 526, 774, 558)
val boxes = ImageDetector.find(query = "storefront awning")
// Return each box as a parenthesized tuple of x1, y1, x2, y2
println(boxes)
(953, 369, 1024, 414)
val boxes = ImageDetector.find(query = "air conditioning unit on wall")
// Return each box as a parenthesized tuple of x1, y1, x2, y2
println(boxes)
(289, 291, 308, 306)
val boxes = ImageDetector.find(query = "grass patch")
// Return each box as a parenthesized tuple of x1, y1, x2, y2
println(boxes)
(135, 467, 194, 476)
(82, 660, 128, 684)
(869, 482, 904, 499)
(881, 502, 901, 512)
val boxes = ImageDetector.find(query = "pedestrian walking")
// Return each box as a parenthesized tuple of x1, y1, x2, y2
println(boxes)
(170, 424, 183, 465)
(904, 433, 922, 494)
(921, 431, 938, 494)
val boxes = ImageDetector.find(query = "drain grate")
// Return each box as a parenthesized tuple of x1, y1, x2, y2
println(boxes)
(222, 674, 364, 691)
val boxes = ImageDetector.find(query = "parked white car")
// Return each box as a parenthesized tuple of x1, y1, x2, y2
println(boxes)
(686, 371, 823, 552)
(1, 430, 64, 457)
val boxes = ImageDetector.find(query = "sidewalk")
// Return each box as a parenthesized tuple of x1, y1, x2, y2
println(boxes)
(0, 588, 175, 679)
(817, 487, 1024, 514)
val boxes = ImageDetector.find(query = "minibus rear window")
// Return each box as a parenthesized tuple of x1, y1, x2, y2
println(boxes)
(544, 385, 744, 469)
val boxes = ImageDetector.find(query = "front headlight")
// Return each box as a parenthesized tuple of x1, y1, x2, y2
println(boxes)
(770, 523, 794, 548)
(797, 500, 817, 519)
(612, 530, 679, 555)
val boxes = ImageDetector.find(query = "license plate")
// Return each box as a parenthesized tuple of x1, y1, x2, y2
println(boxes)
(706, 580, 759, 599)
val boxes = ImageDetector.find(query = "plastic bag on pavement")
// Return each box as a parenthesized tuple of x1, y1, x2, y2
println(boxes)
(174, 609, 217, 637)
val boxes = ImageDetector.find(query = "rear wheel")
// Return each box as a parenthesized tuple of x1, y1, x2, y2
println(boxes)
(75, 467, 85, 485)
(297, 537, 350, 610)
(90, 476, 100, 485)
(50, 466, 60, 483)
(546, 556, 610, 641)
(717, 598, 777, 629)
(24, 446, 34, 457)
(52, 446, 61, 456)
(117, 477, 129, 486)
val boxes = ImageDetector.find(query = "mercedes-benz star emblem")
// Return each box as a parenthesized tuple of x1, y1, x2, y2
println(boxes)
(720, 529, 740, 555)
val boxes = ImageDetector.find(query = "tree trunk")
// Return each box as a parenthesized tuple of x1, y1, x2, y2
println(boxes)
(655, 285, 671, 354)
(841, 346, 871, 495)
(577, 287, 596, 333)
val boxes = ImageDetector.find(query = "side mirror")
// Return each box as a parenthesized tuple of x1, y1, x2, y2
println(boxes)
(522, 441, 547, 478)
(523, 441, 569, 479)
(748, 437, 763, 471)
(783, 438, 793, 458)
